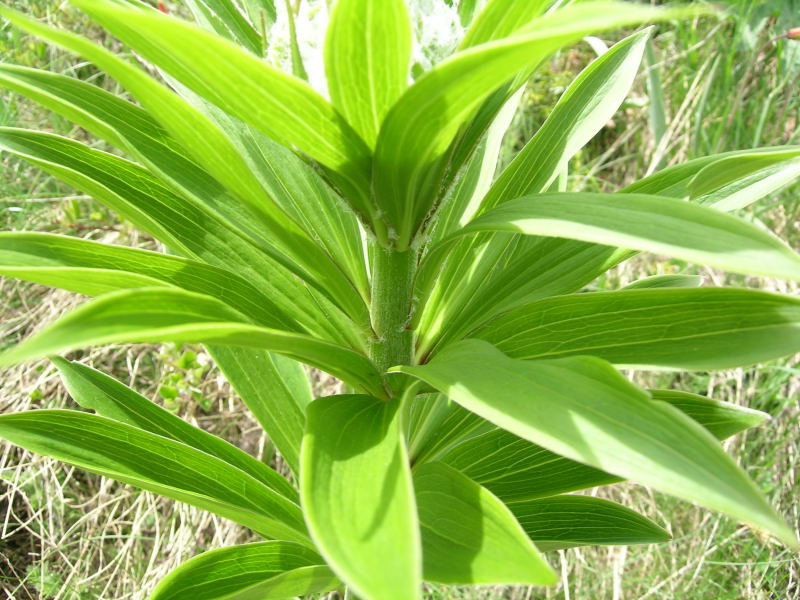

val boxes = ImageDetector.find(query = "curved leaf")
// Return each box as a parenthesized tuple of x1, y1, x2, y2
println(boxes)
(623, 274, 703, 289)
(151, 542, 337, 600)
(52, 357, 297, 501)
(476, 287, 800, 369)
(510, 495, 670, 552)
(394, 339, 796, 547)
(414, 462, 555, 585)
(0, 410, 308, 544)
(0, 288, 385, 399)
(301, 395, 421, 600)
(457, 193, 800, 282)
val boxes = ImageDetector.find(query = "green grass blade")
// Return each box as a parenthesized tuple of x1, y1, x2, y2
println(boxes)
(394, 339, 797, 547)
(301, 395, 421, 600)
(0, 410, 309, 544)
(151, 542, 337, 600)
(415, 461, 556, 585)
(325, 0, 411, 148)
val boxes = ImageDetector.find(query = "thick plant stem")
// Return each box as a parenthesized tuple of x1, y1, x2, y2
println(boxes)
(369, 245, 417, 394)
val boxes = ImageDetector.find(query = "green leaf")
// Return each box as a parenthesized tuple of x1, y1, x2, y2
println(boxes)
(460, 0, 550, 48)
(509, 495, 670, 552)
(0, 127, 360, 348)
(325, 0, 411, 148)
(457, 193, 800, 282)
(393, 339, 796, 547)
(301, 395, 421, 600)
(414, 462, 556, 585)
(479, 28, 651, 212)
(475, 288, 800, 370)
(0, 288, 385, 399)
(51, 357, 297, 501)
(183, 0, 264, 56)
(440, 388, 769, 503)
(69, 0, 375, 220)
(623, 274, 703, 289)
(208, 346, 312, 477)
(151, 542, 337, 600)
(0, 232, 291, 329)
(0, 410, 308, 543)
(374, 1, 701, 246)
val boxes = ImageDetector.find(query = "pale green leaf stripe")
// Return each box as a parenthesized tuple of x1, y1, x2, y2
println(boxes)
(479, 28, 651, 211)
(301, 395, 421, 600)
(0, 232, 292, 330)
(207, 347, 312, 478)
(414, 462, 555, 586)
(510, 495, 670, 552)
(0, 410, 309, 544)
(70, 0, 374, 217)
(440, 389, 769, 503)
(0, 288, 386, 399)
(476, 288, 800, 370)
(151, 542, 337, 600)
(325, 0, 411, 148)
(623, 274, 703, 290)
(458, 193, 800, 282)
(394, 339, 796, 547)
(374, 2, 703, 246)
(0, 127, 359, 348)
(52, 357, 298, 501)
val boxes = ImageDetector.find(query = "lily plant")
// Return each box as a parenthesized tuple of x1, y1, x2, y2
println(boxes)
(1, 0, 799, 598)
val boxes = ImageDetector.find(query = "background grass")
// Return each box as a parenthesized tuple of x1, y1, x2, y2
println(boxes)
(0, 0, 798, 598)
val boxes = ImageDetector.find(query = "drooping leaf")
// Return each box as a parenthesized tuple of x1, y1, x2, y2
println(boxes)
(414, 461, 555, 585)
(456, 193, 800, 282)
(208, 346, 312, 477)
(510, 495, 670, 552)
(0, 288, 385, 399)
(301, 395, 421, 600)
(439, 388, 770, 503)
(325, 0, 411, 148)
(52, 357, 297, 500)
(393, 339, 796, 546)
(151, 542, 337, 600)
(0, 410, 308, 543)
(475, 287, 800, 370)
(69, 0, 375, 220)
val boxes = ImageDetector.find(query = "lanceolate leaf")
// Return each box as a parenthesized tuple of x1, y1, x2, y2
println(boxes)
(68, 0, 375, 220)
(460, 0, 550, 48)
(440, 389, 770, 503)
(394, 339, 796, 546)
(510, 495, 671, 552)
(476, 288, 800, 369)
(0, 288, 386, 399)
(208, 346, 312, 477)
(0, 128, 360, 348)
(183, 0, 264, 56)
(623, 274, 703, 289)
(301, 395, 421, 600)
(151, 542, 337, 600)
(374, 2, 700, 247)
(52, 357, 297, 501)
(456, 193, 800, 282)
(0, 232, 291, 329)
(0, 410, 309, 544)
(414, 461, 556, 585)
(325, 0, 411, 148)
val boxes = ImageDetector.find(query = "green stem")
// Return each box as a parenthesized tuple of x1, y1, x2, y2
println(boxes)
(369, 245, 418, 394)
